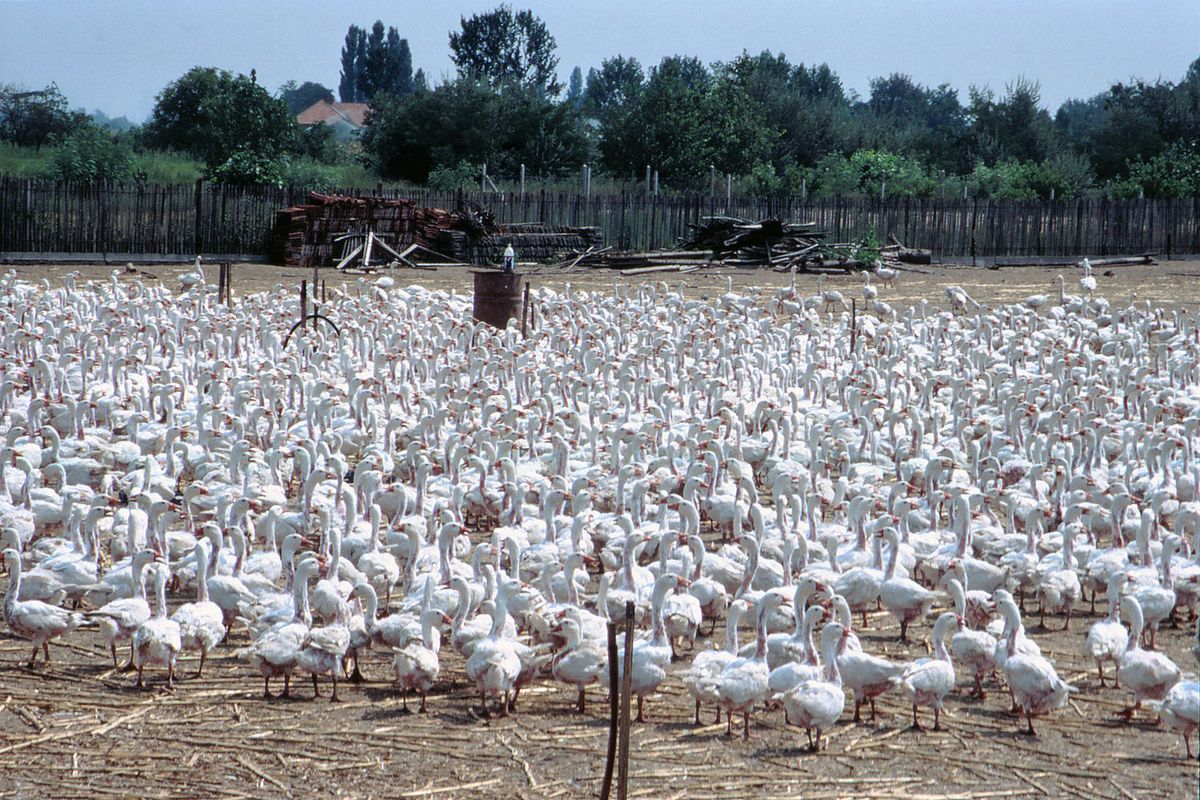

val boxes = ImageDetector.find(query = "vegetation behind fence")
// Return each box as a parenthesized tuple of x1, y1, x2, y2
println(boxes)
(1, 177, 1198, 260)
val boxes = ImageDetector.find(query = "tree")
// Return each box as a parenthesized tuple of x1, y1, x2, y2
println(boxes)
(583, 56, 644, 120)
(861, 74, 969, 173)
(144, 67, 295, 177)
(279, 81, 335, 114)
(362, 78, 590, 182)
(339, 26, 367, 102)
(566, 67, 584, 110)
(967, 78, 1060, 166)
(449, 5, 561, 95)
(0, 83, 88, 148)
(43, 122, 135, 181)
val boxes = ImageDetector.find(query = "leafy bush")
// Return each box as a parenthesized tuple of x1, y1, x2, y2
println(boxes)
(966, 153, 1093, 199)
(41, 124, 134, 181)
(204, 149, 287, 186)
(427, 159, 479, 191)
(1112, 143, 1200, 198)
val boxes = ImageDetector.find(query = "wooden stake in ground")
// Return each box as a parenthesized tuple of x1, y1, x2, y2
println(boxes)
(618, 601, 634, 800)
(600, 620, 619, 800)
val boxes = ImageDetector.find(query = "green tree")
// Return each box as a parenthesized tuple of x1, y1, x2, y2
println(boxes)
(861, 74, 969, 173)
(967, 78, 1061, 166)
(566, 66, 584, 110)
(583, 56, 644, 120)
(362, 78, 589, 182)
(42, 122, 135, 181)
(144, 67, 295, 178)
(449, 5, 561, 95)
(279, 81, 335, 114)
(0, 83, 88, 148)
(339, 26, 367, 102)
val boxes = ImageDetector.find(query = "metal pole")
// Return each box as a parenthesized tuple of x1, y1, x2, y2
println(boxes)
(726, 173, 732, 207)
(851, 298, 858, 355)
(653, 171, 659, 197)
(300, 280, 307, 326)
(600, 620, 619, 800)
(645, 165, 651, 194)
(312, 261, 319, 331)
(521, 282, 530, 338)
(520, 163, 526, 195)
(710, 165, 716, 197)
(617, 601, 635, 800)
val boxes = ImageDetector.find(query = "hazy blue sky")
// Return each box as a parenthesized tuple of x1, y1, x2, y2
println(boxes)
(1, 0, 1196, 121)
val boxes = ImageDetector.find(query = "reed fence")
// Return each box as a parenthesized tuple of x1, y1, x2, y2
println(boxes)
(1, 177, 1197, 260)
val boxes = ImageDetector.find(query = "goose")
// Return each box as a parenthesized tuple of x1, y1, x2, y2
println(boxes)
(603, 573, 685, 723)
(766, 605, 827, 700)
(392, 608, 448, 712)
(878, 527, 938, 642)
(776, 622, 847, 752)
(1035, 527, 1081, 630)
(1115, 595, 1181, 719)
(1084, 573, 1130, 687)
(993, 590, 1043, 712)
(466, 576, 532, 717)
(170, 541, 227, 677)
(179, 256, 205, 291)
(1129, 532, 1179, 650)
(88, 548, 159, 669)
(550, 617, 607, 713)
(861, 271, 878, 304)
(703, 592, 784, 739)
(133, 563, 182, 689)
(1145, 679, 1199, 759)
(947, 578, 996, 699)
(2, 547, 88, 666)
(237, 558, 321, 699)
(873, 261, 897, 288)
(897, 611, 959, 731)
(1002, 618, 1076, 735)
(681, 599, 748, 725)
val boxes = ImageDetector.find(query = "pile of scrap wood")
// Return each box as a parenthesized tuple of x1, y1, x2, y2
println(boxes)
(269, 192, 603, 269)
(551, 217, 931, 274)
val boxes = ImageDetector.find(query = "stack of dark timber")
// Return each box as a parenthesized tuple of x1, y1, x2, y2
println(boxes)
(554, 216, 930, 274)
(270, 192, 603, 268)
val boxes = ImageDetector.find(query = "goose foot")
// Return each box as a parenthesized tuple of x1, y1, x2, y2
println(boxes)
(281, 675, 291, 699)
(694, 700, 702, 726)
(311, 673, 321, 698)
(419, 694, 428, 714)
(329, 676, 340, 703)
(636, 694, 645, 724)
(262, 677, 273, 700)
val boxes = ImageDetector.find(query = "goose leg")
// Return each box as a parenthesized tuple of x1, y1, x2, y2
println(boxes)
(479, 690, 489, 718)
(136, 662, 144, 689)
(419, 692, 428, 714)
(853, 699, 862, 723)
(911, 704, 922, 731)
(27, 646, 38, 668)
(577, 688, 586, 714)
(401, 688, 409, 712)
(1064, 605, 1072, 632)
(742, 711, 751, 741)
(933, 705, 941, 731)
(636, 693, 645, 724)
(110, 643, 118, 669)
(714, 707, 721, 725)
(870, 698, 878, 722)
(312, 673, 321, 698)
(1025, 712, 1036, 736)
(282, 674, 291, 699)
(1096, 661, 1106, 687)
(694, 699, 702, 725)
(329, 673, 340, 703)
(1185, 733, 1194, 760)
(806, 728, 813, 750)
(42, 643, 50, 663)
(502, 689, 512, 717)
(263, 676, 273, 699)
(899, 620, 909, 643)
(725, 711, 733, 736)
(122, 642, 135, 672)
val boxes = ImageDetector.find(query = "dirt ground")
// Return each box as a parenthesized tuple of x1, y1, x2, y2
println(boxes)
(6, 256, 1200, 311)
(0, 259, 1198, 800)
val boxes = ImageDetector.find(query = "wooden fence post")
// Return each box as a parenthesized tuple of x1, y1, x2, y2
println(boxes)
(600, 619, 619, 800)
(618, 601, 635, 800)
(193, 178, 204, 256)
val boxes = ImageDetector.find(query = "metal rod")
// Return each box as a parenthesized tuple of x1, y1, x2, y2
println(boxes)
(599, 620, 619, 800)
(521, 282, 530, 338)
(617, 601, 634, 800)
(300, 280, 307, 326)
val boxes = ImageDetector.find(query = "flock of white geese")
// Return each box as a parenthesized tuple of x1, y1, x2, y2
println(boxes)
(1, 261, 1198, 761)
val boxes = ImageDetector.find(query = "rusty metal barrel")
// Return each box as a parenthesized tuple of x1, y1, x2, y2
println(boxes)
(472, 270, 524, 329)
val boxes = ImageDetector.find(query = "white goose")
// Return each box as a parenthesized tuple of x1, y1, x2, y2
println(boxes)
(603, 573, 685, 723)
(170, 541, 227, 677)
(897, 611, 959, 731)
(705, 592, 784, 739)
(2, 547, 88, 666)
(133, 563, 182, 689)
(682, 599, 747, 725)
(89, 548, 158, 669)
(776, 622, 847, 752)
(550, 617, 607, 713)
(1146, 679, 1199, 759)
(1115, 595, 1181, 719)
(1084, 573, 1130, 688)
(878, 527, 938, 642)
(1000, 595, 1075, 735)
(947, 578, 996, 699)
(392, 608, 447, 713)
